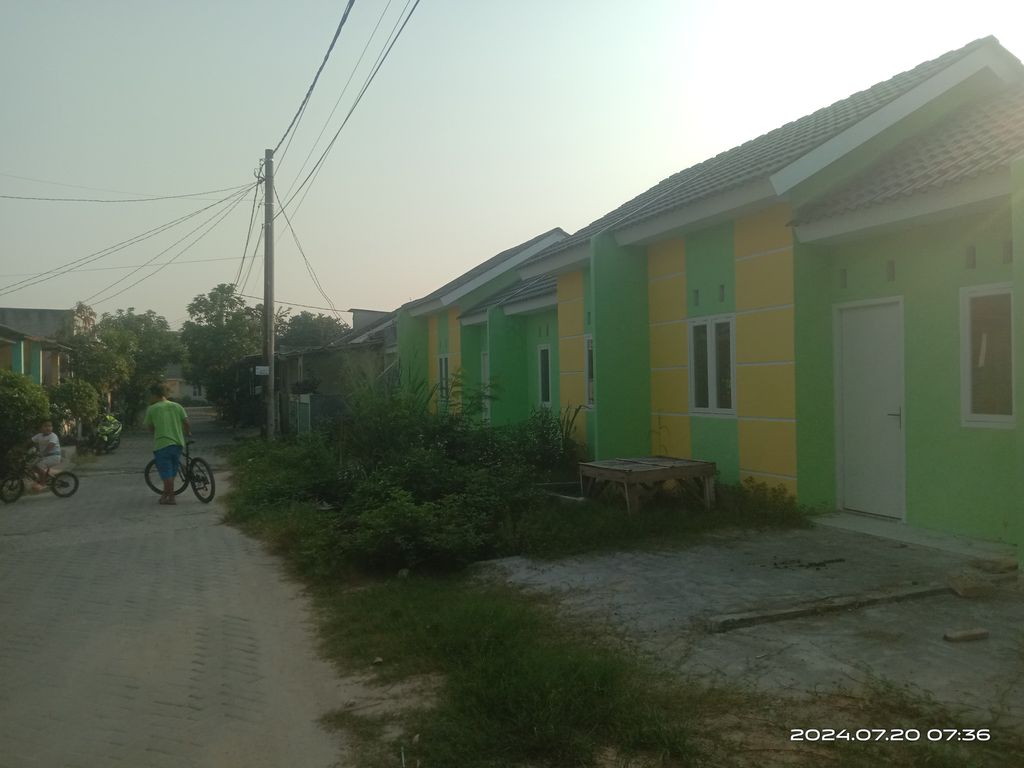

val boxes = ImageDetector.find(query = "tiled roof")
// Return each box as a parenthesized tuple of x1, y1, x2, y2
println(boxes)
(526, 36, 1004, 264)
(404, 228, 567, 310)
(795, 85, 1024, 223)
(460, 275, 557, 317)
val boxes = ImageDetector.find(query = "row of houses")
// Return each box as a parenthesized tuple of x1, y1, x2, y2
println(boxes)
(0, 308, 73, 385)
(394, 36, 1024, 551)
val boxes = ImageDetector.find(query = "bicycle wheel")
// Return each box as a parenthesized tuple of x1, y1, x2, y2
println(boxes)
(144, 459, 189, 495)
(188, 458, 216, 503)
(50, 471, 79, 498)
(1, 476, 24, 503)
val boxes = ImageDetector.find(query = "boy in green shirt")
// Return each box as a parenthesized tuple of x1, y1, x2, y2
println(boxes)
(143, 382, 191, 505)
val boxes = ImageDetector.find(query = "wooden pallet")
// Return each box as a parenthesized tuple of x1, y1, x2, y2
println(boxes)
(578, 456, 717, 513)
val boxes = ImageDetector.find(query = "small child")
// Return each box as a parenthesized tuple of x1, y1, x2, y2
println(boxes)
(31, 419, 62, 490)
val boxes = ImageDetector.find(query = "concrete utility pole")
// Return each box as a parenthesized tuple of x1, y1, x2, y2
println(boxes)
(263, 149, 276, 439)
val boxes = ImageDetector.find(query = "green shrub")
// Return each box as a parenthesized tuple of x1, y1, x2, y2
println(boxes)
(48, 378, 100, 435)
(0, 370, 50, 474)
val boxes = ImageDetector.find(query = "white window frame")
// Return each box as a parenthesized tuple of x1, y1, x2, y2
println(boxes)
(688, 314, 736, 416)
(537, 344, 552, 408)
(960, 283, 1014, 428)
(584, 334, 595, 408)
(437, 354, 450, 409)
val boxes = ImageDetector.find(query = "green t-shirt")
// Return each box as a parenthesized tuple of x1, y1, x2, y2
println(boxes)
(143, 400, 189, 450)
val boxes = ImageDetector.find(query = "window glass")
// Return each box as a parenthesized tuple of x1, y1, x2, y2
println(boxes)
(539, 347, 551, 405)
(715, 321, 732, 409)
(970, 293, 1012, 416)
(692, 324, 709, 409)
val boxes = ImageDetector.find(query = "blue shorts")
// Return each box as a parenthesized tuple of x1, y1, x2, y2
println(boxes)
(153, 444, 183, 480)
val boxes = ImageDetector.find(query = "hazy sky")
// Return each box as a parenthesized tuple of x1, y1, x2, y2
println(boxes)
(2, 1, 1023, 328)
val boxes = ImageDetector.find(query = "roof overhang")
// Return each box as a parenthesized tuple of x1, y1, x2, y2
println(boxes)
(408, 230, 567, 316)
(503, 293, 557, 316)
(614, 179, 777, 247)
(794, 170, 1010, 244)
(519, 241, 589, 279)
(771, 45, 1023, 196)
(460, 311, 488, 326)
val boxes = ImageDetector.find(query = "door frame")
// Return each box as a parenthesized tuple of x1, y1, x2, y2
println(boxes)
(832, 296, 906, 520)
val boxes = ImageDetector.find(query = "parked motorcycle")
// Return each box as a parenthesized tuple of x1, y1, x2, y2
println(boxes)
(94, 412, 123, 453)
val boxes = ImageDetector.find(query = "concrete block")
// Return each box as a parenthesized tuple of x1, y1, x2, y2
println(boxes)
(943, 628, 990, 642)
(970, 556, 1019, 574)
(947, 571, 996, 598)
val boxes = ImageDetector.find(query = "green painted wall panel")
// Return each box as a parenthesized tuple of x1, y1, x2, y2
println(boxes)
(436, 310, 449, 355)
(12, 340, 25, 375)
(487, 307, 528, 426)
(691, 416, 739, 483)
(1011, 158, 1024, 559)
(397, 309, 428, 390)
(29, 342, 42, 384)
(590, 234, 650, 458)
(685, 222, 735, 317)
(460, 323, 483, 397)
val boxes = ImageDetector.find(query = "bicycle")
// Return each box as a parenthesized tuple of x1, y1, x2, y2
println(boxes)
(143, 440, 216, 503)
(1, 456, 79, 503)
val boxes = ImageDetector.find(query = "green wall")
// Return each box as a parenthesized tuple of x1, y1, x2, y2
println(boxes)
(590, 234, 650, 458)
(460, 322, 484, 395)
(796, 208, 1017, 541)
(1011, 159, 1024, 559)
(397, 309, 428, 390)
(487, 307, 528, 426)
(686, 222, 735, 317)
(691, 416, 739, 483)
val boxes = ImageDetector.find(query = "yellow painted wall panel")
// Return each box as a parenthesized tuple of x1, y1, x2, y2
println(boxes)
(741, 471, 798, 497)
(447, 308, 461, 371)
(734, 204, 792, 258)
(737, 364, 795, 418)
(649, 322, 688, 369)
(559, 299, 584, 337)
(561, 336, 584, 374)
(735, 308, 794, 363)
(651, 368, 688, 414)
(738, 419, 797, 477)
(647, 238, 685, 278)
(651, 414, 691, 458)
(557, 271, 584, 302)
(736, 249, 793, 310)
(648, 275, 687, 324)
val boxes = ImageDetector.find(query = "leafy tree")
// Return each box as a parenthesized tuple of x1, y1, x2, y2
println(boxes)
(280, 311, 349, 349)
(48, 378, 101, 434)
(0, 370, 50, 475)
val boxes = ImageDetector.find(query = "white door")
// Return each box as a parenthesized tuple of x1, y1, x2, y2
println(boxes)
(836, 301, 905, 518)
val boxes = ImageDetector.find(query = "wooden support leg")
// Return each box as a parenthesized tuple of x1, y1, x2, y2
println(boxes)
(625, 482, 641, 514)
(703, 476, 715, 512)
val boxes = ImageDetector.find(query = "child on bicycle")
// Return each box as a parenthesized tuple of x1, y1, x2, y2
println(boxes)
(30, 419, 62, 491)
(143, 382, 191, 505)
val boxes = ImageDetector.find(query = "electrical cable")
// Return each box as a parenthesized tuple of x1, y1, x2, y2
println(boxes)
(233, 182, 263, 286)
(240, 227, 265, 296)
(0, 256, 241, 277)
(272, 186, 341, 319)
(0, 182, 251, 203)
(281, 0, 423, 218)
(90, 187, 251, 306)
(238, 294, 345, 313)
(273, 0, 358, 160)
(0, 183, 257, 298)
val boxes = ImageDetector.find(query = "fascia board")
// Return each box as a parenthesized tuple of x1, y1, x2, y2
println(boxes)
(459, 312, 488, 326)
(407, 298, 443, 317)
(502, 294, 557, 317)
(614, 180, 777, 246)
(771, 46, 1022, 195)
(794, 171, 1010, 244)
(438, 231, 568, 306)
(518, 242, 589, 279)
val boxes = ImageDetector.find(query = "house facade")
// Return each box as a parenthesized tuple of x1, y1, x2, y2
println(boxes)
(397, 36, 1024, 551)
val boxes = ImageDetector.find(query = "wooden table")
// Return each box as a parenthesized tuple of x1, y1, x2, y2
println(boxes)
(578, 456, 717, 513)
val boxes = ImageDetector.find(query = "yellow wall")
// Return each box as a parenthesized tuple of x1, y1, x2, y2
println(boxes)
(447, 308, 461, 374)
(734, 204, 797, 493)
(647, 238, 690, 456)
(557, 271, 587, 442)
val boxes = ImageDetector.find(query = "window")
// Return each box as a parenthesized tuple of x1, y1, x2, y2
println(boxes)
(584, 335, 595, 407)
(437, 354, 450, 410)
(689, 315, 735, 414)
(538, 345, 551, 407)
(962, 285, 1013, 425)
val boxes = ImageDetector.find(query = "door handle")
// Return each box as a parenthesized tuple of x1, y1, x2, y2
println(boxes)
(886, 407, 902, 429)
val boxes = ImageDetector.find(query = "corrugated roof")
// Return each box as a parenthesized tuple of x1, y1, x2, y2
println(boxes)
(460, 275, 558, 317)
(526, 36, 1005, 264)
(404, 228, 567, 310)
(795, 85, 1024, 223)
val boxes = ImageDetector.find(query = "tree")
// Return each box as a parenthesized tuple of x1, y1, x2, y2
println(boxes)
(279, 311, 349, 350)
(0, 370, 49, 475)
(181, 284, 263, 405)
(48, 378, 101, 435)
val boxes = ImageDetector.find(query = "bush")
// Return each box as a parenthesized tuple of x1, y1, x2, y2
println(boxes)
(48, 378, 100, 437)
(0, 370, 50, 474)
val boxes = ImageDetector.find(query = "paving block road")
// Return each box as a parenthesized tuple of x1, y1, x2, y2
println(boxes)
(0, 413, 347, 767)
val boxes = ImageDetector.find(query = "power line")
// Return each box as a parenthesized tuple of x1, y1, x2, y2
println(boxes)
(282, 0, 423, 218)
(240, 227, 265, 296)
(274, 0, 358, 160)
(0, 182, 251, 203)
(281, 0, 397, 203)
(0, 183, 257, 298)
(91, 188, 251, 306)
(234, 183, 263, 286)
(239, 293, 347, 314)
(272, 187, 340, 318)
(0, 256, 241, 277)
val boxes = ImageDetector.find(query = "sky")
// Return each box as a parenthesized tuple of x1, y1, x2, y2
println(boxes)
(2, 0, 1024, 329)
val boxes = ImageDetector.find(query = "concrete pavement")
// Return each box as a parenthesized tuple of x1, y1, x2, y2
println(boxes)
(0, 412, 348, 768)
